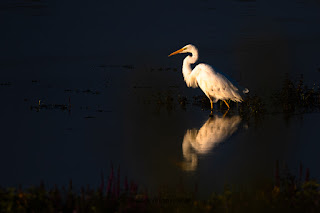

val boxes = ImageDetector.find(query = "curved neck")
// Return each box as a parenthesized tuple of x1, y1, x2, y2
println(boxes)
(182, 48, 198, 75)
(182, 48, 199, 87)
(183, 49, 198, 66)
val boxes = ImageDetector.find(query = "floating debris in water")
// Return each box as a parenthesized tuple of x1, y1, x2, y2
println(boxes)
(0, 82, 12, 86)
(96, 109, 112, 113)
(122, 65, 134, 70)
(63, 88, 100, 95)
(84, 116, 96, 119)
(82, 89, 100, 95)
(133, 85, 152, 89)
(30, 103, 69, 112)
(149, 67, 178, 72)
(97, 64, 134, 69)
(30, 99, 70, 112)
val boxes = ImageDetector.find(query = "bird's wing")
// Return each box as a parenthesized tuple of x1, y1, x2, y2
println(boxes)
(193, 64, 243, 102)
(185, 67, 199, 88)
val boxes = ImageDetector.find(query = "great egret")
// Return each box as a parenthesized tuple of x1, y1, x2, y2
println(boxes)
(168, 44, 249, 113)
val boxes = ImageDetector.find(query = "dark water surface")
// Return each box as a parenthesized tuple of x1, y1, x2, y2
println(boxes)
(1, 0, 320, 197)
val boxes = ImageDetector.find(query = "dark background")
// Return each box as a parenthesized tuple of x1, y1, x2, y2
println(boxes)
(1, 0, 320, 86)
(1, 0, 320, 193)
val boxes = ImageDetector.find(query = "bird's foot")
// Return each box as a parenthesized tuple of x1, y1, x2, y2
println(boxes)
(209, 111, 213, 117)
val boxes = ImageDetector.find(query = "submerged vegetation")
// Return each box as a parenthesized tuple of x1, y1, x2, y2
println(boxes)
(0, 163, 319, 212)
(272, 74, 320, 113)
(151, 73, 319, 118)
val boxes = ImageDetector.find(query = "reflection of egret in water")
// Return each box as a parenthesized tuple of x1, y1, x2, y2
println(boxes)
(181, 114, 242, 171)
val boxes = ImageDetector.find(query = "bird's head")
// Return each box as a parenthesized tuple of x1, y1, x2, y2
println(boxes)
(168, 44, 196, 57)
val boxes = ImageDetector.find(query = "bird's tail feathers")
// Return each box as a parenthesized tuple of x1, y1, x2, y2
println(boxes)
(242, 88, 249, 94)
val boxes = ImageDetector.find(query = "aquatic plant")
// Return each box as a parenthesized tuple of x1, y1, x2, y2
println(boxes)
(238, 94, 265, 116)
(272, 74, 320, 113)
(150, 73, 320, 120)
(1, 163, 320, 212)
(153, 90, 176, 112)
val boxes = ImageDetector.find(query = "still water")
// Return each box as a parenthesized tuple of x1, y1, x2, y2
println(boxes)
(1, 60, 319, 198)
(1, 0, 320, 198)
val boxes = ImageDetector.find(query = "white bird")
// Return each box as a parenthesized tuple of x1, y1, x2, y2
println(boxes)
(168, 44, 249, 113)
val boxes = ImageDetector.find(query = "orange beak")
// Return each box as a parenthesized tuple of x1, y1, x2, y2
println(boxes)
(168, 48, 185, 57)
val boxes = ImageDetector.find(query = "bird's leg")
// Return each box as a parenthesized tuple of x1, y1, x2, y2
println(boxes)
(209, 111, 213, 117)
(223, 100, 230, 109)
(223, 108, 229, 118)
(209, 100, 214, 117)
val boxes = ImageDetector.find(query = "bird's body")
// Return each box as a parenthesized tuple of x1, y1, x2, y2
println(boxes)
(169, 44, 248, 112)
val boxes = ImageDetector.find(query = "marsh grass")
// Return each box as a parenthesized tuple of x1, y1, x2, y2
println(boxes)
(1, 163, 320, 213)
(152, 73, 319, 119)
(272, 74, 320, 113)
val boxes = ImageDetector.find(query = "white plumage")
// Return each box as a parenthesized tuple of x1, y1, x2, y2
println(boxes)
(169, 44, 249, 112)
